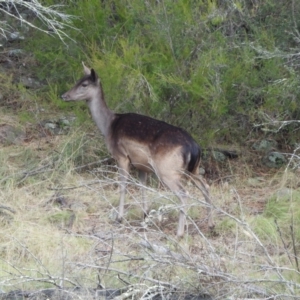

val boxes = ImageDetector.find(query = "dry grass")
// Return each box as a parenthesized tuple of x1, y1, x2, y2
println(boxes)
(0, 111, 300, 299)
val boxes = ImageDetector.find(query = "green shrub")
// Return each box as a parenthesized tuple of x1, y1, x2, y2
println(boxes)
(26, 0, 300, 145)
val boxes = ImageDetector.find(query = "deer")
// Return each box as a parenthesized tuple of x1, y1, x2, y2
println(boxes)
(61, 63, 214, 237)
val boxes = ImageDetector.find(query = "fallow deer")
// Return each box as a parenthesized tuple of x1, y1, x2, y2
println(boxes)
(61, 63, 214, 237)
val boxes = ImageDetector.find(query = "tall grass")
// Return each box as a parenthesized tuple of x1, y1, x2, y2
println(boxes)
(1, 123, 300, 297)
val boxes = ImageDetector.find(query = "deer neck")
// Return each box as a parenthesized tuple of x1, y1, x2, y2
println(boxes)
(87, 89, 114, 137)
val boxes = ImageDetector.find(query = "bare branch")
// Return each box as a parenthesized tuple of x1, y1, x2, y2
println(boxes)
(254, 111, 300, 133)
(0, 0, 78, 42)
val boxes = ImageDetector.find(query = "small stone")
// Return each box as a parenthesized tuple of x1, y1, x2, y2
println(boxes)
(199, 167, 205, 175)
(44, 122, 57, 130)
(252, 139, 277, 152)
(58, 118, 70, 127)
(8, 31, 24, 42)
(19, 76, 41, 89)
(212, 150, 227, 162)
(262, 151, 287, 168)
(8, 49, 24, 57)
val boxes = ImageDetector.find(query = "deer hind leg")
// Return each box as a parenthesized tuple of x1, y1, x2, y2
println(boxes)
(191, 174, 215, 230)
(160, 175, 187, 238)
(117, 157, 130, 222)
(138, 171, 148, 217)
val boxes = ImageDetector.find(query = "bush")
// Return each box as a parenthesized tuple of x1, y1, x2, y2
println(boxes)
(26, 0, 300, 146)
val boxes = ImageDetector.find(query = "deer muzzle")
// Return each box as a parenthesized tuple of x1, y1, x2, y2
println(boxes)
(61, 93, 70, 101)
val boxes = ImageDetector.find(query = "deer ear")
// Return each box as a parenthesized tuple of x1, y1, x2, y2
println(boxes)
(82, 62, 91, 75)
(91, 69, 98, 82)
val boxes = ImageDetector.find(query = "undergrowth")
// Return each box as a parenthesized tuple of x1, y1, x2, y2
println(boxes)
(24, 0, 300, 147)
(1, 118, 300, 297)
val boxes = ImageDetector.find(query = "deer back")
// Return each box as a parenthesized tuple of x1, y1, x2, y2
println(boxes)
(107, 113, 201, 174)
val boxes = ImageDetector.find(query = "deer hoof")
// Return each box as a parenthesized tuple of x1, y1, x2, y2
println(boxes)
(208, 222, 215, 231)
(110, 210, 123, 223)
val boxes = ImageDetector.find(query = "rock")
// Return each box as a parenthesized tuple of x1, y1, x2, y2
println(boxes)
(0, 124, 25, 145)
(199, 167, 205, 175)
(212, 150, 227, 162)
(58, 117, 72, 128)
(262, 151, 287, 168)
(252, 139, 277, 152)
(44, 122, 57, 130)
(19, 76, 41, 89)
(42, 121, 62, 135)
(8, 31, 24, 42)
(40, 117, 74, 135)
(8, 49, 24, 57)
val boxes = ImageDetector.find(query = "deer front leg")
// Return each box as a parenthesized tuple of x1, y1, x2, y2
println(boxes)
(117, 159, 130, 222)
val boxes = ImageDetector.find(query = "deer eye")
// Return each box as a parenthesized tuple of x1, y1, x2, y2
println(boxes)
(81, 82, 88, 87)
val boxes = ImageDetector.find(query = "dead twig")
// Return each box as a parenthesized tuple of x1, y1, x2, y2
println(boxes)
(290, 223, 299, 272)
(0, 205, 16, 214)
(275, 219, 293, 267)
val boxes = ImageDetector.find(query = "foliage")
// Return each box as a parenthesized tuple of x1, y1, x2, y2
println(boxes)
(25, 0, 300, 146)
